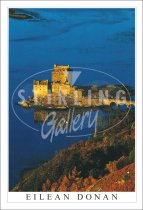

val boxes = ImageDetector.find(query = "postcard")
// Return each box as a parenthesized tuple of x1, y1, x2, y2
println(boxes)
(0, 0, 142, 210)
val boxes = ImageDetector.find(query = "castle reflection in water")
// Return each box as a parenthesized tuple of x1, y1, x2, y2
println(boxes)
(34, 109, 49, 122)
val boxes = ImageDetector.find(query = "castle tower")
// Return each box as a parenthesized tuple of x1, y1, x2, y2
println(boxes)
(52, 64, 71, 95)
(33, 80, 48, 103)
(52, 64, 70, 83)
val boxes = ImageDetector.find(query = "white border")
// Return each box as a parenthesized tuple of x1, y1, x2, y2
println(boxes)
(1, 1, 142, 209)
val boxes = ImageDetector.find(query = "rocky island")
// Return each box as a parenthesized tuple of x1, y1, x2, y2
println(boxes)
(18, 64, 135, 110)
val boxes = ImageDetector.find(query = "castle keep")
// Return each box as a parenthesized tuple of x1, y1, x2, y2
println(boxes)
(52, 64, 71, 95)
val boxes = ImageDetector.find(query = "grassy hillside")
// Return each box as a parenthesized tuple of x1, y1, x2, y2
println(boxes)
(12, 111, 135, 192)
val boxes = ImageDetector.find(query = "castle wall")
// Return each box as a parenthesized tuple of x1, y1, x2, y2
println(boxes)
(33, 80, 48, 102)
(52, 83, 71, 95)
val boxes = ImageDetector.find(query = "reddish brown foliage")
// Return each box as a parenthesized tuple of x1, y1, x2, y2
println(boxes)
(90, 163, 135, 192)
(41, 163, 134, 192)
(106, 161, 117, 173)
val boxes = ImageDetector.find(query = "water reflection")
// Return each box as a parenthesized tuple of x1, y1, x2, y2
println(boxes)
(33, 108, 123, 134)
(34, 109, 49, 122)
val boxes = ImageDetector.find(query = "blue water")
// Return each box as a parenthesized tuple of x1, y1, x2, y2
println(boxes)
(9, 8, 135, 189)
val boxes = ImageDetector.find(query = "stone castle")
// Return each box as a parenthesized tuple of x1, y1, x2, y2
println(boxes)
(18, 64, 135, 108)
(33, 64, 83, 106)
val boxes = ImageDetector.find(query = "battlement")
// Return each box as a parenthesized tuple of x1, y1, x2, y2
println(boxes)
(33, 80, 48, 85)
(54, 64, 70, 71)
